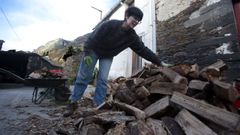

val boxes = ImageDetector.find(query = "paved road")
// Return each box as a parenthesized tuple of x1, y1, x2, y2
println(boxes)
(0, 84, 96, 135)
(0, 85, 56, 135)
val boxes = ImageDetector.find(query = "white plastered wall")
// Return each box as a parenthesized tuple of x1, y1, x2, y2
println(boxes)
(134, 0, 157, 66)
(107, 0, 156, 79)
(107, 4, 132, 79)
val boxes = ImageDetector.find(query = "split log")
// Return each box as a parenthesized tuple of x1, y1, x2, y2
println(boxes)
(116, 82, 128, 89)
(143, 74, 165, 86)
(228, 104, 239, 114)
(211, 97, 229, 110)
(115, 76, 127, 83)
(149, 68, 163, 76)
(49, 130, 58, 135)
(131, 100, 145, 110)
(131, 68, 148, 78)
(92, 111, 136, 124)
(108, 82, 119, 90)
(74, 117, 84, 129)
(200, 59, 227, 81)
(125, 78, 144, 89)
(203, 119, 240, 135)
(135, 86, 150, 99)
(171, 92, 240, 132)
(145, 64, 162, 76)
(146, 118, 168, 135)
(175, 109, 217, 135)
(188, 80, 209, 91)
(212, 80, 239, 102)
(149, 82, 188, 95)
(79, 123, 104, 135)
(171, 64, 192, 76)
(108, 82, 119, 95)
(161, 67, 188, 85)
(78, 107, 106, 118)
(161, 117, 185, 135)
(187, 80, 209, 96)
(191, 91, 208, 99)
(96, 101, 112, 110)
(188, 64, 200, 78)
(113, 101, 146, 120)
(144, 96, 170, 118)
(128, 120, 154, 135)
(114, 88, 136, 104)
(83, 111, 135, 125)
(54, 129, 70, 135)
(105, 123, 130, 135)
(165, 63, 199, 78)
(141, 98, 152, 108)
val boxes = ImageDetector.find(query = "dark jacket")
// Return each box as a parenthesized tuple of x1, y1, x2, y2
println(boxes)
(85, 20, 161, 65)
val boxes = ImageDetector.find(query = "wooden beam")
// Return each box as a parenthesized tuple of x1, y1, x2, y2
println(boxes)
(188, 80, 209, 91)
(93, 111, 136, 124)
(114, 88, 136, 104)
(128, 120, 154, 135)
(149, 82, 188, 95)
(125, 78, 144, 89)
(105, 123, 129, 135)
(162, 117, 185, 135)
(175, 109, 217, 135)
(171, 92, 240, 132)
(161, 67, 188, 85)
(143, 74, 165, 85)
(131, 100, 145, 110)
(171, 64, 192, 76)
(200, 59, 227, 81)
(79, 123, 104, 135)
(144, 96, 170, 117)
(113, 101, 146, 120)
(146, 118, 168, 135)
(135, 86, 150, 99)
(188, 64, 200, 79)
(212, 80, 239, 102)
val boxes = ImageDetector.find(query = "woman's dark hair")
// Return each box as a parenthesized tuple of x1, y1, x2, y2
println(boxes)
(125, 6, 143, 21)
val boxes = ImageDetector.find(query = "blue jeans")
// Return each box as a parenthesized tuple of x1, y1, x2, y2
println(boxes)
(70, 50, 113, 105)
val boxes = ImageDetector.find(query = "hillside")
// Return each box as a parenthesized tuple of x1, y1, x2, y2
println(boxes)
(34, 33, 90, 66)
(33, 33, 90, 84)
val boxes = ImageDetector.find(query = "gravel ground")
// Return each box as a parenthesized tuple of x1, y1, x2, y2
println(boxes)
(0, 84, 96, 135)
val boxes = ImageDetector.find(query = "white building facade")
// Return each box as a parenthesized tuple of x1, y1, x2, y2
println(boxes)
(107, 0, 156, 79)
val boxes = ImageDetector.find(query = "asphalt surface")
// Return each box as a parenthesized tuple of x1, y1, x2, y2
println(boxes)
(0, 85, 57, 135)
(0, 84, 96, 135)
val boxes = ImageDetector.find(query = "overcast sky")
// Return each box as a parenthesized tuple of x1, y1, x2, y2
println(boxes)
(0, 0, 118, 51)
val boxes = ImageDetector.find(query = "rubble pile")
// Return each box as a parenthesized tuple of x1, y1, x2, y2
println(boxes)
(21, 60, 240, 135)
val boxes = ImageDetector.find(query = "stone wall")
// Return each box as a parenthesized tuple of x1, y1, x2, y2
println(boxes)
(155, 0, 240, 81)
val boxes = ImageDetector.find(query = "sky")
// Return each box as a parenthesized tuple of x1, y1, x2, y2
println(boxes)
(0, 0, 118, 51)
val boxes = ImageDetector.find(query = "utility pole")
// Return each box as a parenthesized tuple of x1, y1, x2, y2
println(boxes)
(0, 40, 5, 51)
(91, 6, 102, 20)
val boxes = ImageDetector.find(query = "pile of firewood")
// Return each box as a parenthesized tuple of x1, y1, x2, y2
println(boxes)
(65, 60, 240, 135)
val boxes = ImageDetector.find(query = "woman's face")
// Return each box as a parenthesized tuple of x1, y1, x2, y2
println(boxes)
(125, 16, 141, 28)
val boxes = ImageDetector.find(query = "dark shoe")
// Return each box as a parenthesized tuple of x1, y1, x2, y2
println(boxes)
(63, 102, 78, 117)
